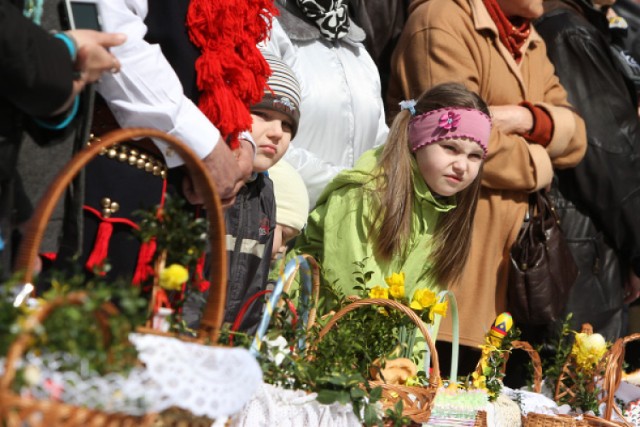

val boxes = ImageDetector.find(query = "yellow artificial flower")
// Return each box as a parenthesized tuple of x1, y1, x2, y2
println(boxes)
(409, 288, 437, 311)
(369, 285, 389, 299)
(405, 376, 422, 387)
(471, 370, 486, 390)
(571, 332, 607, 372)
(385, 272, 406, 300)
(159, 264, 189, 291)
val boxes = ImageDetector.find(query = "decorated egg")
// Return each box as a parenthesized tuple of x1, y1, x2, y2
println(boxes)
(488, 312, 513, 346)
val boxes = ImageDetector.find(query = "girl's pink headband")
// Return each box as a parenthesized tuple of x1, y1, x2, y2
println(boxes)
(405, 105, 492, 158)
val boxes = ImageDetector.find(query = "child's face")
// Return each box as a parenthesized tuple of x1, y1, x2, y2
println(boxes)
(414, 138, 484, 197)
(271, 224, 300, 261)
(250, 109, 293, 172)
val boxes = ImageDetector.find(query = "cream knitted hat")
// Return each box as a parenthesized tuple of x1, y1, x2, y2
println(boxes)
(269, 160, 309, 232)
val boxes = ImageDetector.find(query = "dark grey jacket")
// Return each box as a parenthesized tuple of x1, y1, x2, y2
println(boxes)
(535, 0, 640, 339)
(222, 173, 276, 334)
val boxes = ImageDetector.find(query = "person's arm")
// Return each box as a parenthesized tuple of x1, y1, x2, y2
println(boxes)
(0, 2, 121, 117)
(96, 0, 219, 167)
(0, 0, 73, 116)
(537, 21, 640, 278)
(96, 0, 252, 206)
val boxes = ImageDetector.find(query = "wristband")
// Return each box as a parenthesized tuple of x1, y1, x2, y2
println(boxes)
(54, 32, 78, 62)
(33, 95, 80, 130)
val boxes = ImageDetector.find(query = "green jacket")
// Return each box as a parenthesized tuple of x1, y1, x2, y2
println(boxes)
(294, 147, 456, 299)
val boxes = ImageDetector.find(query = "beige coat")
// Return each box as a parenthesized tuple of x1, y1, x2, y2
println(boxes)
(388, 0, 587, 346)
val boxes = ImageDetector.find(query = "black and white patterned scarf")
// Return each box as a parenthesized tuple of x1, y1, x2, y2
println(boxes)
(294, 0, 350, 40)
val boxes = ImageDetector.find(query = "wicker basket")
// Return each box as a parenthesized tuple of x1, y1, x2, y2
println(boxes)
(554, 324, 608, 413)
(1, 128, 227, 426)
(0, 292, 157, 427)
(499, 340, 587, 427)
(551, 324, 626, 427)
(316, 298, 440, 424)
(586, 332, 640, 427)
(525, 413, 589, 427)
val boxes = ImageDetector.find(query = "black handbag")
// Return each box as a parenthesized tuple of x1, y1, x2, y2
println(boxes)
(507, 190, 579, 325)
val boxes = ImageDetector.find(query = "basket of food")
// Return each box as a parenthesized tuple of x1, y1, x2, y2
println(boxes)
(317, 297, 440, 424)
(0, 128, 261, 426)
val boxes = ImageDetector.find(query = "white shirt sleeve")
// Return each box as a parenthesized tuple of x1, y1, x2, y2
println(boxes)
(95, 0, 220, 168)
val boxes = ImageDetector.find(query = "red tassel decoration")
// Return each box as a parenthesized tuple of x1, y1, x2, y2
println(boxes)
(83, 205, 140, 275)
(193, 253, 210, 293)
(132, 238, 157, 286)
(186, 0, 278, 149)
(85, 221, 114, 275)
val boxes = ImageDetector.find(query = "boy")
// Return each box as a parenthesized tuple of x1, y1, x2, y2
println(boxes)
(222, 52, 302, 333)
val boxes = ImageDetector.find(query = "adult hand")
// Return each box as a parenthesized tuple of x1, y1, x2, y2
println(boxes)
(70, 29, 126, 83)
(52, 30, 126, 115)
(182, 137, 253, 209)
(489, 105, 534, 136)
(624, 268, 640, 304)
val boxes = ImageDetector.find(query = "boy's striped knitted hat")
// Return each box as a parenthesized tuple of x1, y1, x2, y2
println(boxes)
(251, 51, 302, 138)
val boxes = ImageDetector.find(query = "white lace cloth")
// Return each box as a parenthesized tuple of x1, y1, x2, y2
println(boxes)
(129, 333, 262, 418)
(502, 385, 563, 417)
(1, 333, 262, 420)
(0, 352, 161, 416)
(231, 383, 361, 427)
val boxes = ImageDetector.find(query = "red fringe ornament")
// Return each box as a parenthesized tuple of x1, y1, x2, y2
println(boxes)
(83, 205, 142, 275)
(187, 0, 278, 149)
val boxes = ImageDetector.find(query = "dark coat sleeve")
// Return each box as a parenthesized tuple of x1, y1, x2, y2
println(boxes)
(536, 13, 640, 274)
(0, 0, 74, 117)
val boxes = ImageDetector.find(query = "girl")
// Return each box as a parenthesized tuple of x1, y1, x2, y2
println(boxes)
(294, 82, 491, 299)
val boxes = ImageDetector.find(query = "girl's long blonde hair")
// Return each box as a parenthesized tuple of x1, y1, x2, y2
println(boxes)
(371, 83, 489, 287)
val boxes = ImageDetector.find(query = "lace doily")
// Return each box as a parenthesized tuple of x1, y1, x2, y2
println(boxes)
(129, 333, 262, 418)
(0, 352, 161, 416)
(1, 334, 262, 420)
(503, 385, 562, 416)
(232, 383, 361, 427)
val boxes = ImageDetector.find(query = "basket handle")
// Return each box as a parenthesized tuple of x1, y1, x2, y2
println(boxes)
(601, 332, 640, 423)
(0, 291, 118, 391)
(316, 298, 440, 389)
(507, 341, 543, 393)
(250, 254, 320, 355)
(12, 128, 226, 342)
(426, 290, 460, 384)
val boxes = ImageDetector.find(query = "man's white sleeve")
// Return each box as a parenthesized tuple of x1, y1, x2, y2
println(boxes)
(96, 0, 220, 167)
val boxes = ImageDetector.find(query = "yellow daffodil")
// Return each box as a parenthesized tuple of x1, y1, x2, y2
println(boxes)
(410, 288, 437, 311)
(159, 264, 189, 291)
(571, 332, 607, 372)
(429, 300, 449, 321)
(369, 285, 389, 299)
(385, 272, 405, 300)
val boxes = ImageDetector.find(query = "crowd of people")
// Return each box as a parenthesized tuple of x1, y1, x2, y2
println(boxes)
(3, 0, 640, 375)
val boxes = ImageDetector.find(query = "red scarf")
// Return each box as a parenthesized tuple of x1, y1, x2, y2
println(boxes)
(186, 0, 278, 149)
(482, 0, 531, 63)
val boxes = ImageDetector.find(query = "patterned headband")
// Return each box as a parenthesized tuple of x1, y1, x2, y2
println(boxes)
(407, 106, 492, 157)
